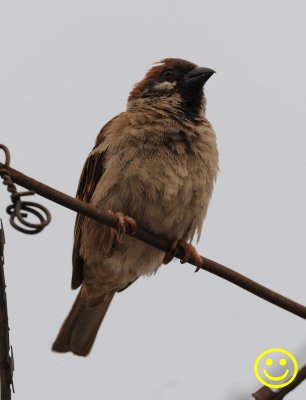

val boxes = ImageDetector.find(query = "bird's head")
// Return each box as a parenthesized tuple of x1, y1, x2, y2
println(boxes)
(128, 58, 215, 118)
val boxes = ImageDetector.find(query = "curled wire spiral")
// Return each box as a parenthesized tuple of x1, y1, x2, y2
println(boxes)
(0, 144, 51, 234)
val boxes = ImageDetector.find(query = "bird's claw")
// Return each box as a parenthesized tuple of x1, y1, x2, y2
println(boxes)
(108, 210, 136, 243)
(163, 238, 202, 272)
(162, 238, 179, 265)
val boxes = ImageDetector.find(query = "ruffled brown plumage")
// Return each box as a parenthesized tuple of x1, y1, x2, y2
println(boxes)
(52, 58, 218, 356)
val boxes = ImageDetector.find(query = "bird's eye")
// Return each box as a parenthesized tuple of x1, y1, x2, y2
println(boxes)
(163, 69, 174, 79)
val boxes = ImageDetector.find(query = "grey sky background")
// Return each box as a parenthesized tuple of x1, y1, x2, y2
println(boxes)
(1, 1, 306, 399)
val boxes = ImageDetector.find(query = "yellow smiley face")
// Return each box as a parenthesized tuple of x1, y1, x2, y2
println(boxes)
(254, 348, 298, 388)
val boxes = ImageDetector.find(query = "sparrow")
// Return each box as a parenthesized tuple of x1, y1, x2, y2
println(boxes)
(52, 58, 219, 356)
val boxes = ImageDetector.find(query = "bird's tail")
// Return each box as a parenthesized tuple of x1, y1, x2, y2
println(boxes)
(52, 289, 115, 356)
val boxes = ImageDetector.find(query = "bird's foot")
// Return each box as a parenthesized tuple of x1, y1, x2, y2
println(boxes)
(108, 210, 137, 242)
(105, 210, 136, 257)
(163, 238, 202, 272)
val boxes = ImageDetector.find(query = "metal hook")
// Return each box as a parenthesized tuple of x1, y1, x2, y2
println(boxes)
(0, 144, 51, 234)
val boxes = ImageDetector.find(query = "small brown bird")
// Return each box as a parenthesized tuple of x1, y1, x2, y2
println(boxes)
(52, 58, 219, 356)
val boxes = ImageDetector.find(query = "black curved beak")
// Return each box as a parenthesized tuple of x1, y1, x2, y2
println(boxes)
(184, 67, 215, 87)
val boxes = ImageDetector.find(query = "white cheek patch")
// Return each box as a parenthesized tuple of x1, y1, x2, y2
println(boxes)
(154, 81, 177, 90)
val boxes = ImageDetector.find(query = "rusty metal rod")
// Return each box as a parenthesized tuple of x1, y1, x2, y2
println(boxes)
(1, 164, 306, 320)
(0, 221, 14, 400)
(252, 364, 306, 399)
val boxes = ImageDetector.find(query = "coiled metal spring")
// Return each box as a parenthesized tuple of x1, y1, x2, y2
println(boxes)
(0, 144, 51, 234)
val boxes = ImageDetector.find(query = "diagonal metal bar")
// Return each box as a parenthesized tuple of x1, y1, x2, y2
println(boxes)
(252, 364, 306, 399)
(1, 163, 305, 320)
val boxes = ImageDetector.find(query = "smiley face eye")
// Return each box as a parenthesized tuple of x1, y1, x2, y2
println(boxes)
(266, 358, 273, 366)
(279, 358, 287, 366)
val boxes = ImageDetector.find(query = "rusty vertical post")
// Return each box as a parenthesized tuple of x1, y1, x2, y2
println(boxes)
(0, 220, 14, 399)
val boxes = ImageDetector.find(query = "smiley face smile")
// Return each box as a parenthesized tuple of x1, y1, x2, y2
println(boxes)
(263, 368, 289, 381)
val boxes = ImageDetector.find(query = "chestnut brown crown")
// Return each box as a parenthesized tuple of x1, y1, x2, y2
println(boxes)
(128, 58, 215, 116)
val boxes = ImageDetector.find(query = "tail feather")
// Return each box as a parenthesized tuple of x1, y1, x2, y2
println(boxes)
(52, 290, 115, 356)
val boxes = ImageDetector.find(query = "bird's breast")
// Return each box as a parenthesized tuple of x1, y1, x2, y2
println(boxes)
(92, 125, 218, 242)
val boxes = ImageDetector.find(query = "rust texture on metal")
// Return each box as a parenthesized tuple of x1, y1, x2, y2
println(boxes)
(0, 145, 51, 234)
(252, 365, 306, 399)
(0, 144, 306, 397)
(0, 159, 305, 320)
(0, 220, 14, 399)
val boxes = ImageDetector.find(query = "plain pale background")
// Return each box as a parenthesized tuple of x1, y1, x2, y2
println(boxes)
(1, 1, 306, 399)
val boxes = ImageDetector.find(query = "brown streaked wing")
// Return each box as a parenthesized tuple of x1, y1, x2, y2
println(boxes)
(71, 116, 119, 289)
